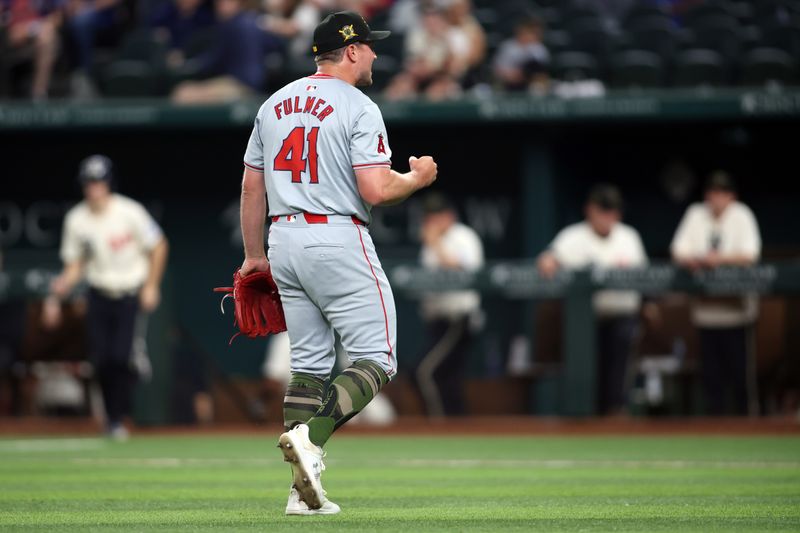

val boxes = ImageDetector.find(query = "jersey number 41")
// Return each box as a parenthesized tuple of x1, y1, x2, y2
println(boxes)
(274, 126, 320, 184)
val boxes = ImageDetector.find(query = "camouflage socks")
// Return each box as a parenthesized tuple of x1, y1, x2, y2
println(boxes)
(283, 373, 326, 431)
(306, 360, 389, 448)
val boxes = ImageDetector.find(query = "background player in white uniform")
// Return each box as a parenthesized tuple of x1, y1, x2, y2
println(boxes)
(671, 171, 761, 415)
(537, 185, 648, 415)
(415, 193, 484, 418)
(238, 11, 438, 514)
(44, 155, 168, 439)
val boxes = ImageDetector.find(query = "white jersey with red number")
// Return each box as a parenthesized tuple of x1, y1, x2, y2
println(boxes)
(59, 194, 163, 293)
(243, 73, 392, 224)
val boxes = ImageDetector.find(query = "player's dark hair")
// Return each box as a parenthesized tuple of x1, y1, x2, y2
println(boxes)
(314, 47, 347, 64)
(705, 170, 737, 194)
(587, 184, 623, 212)
(516, 15, 544, 34)
(421, 192, 456, 215)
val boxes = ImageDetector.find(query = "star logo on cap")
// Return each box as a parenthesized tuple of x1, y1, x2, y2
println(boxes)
(339, 24, 358, 41)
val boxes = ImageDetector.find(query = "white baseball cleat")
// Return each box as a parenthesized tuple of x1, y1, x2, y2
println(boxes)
(277, 424, 328, 510)
(285, 486, 340, 515)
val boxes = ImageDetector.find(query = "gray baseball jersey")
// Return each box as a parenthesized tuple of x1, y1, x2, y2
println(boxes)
(243, 72, 392, 224)
(243, 73, 398, 379)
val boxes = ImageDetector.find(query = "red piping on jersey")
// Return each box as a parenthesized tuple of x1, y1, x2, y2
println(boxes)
(353, 162, 391, 168)
(244, 162, 264, 172)
(307, 73, 335, 79)
(355, 224, 394, 373)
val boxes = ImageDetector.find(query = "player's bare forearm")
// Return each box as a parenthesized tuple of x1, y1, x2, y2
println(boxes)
(144, 238, 169, 289)
(377, 170, 423, 206)
(240, 169, 270, 277)
(139, 238, 168, 312)
(356, 156, 437, 206)
(50, 261, 83, 300)
(240, 168, 267, 261)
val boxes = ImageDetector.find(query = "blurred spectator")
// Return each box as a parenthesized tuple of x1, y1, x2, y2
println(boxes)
(386, 0, 419, 33)
(149, 0, 214, 66)
(444, 0, 485, 84)
(384, 5, 462, 101)
(537, 185, 648, 415)
(572, 0, 636, 32)
(492, 17, 549, 93)
(336, 0, 389, 20)
(171, 0, 280, 103)
(258, 0, 321, 58)
(44, 155, 168, 439)
(671, 171, 762, 416)
(64, 0, 125, 97)
(2, 0, 63, 99)
(414, 193, 484, 417)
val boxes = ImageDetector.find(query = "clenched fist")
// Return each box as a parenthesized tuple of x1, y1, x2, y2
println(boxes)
(409, 155, 438, 188)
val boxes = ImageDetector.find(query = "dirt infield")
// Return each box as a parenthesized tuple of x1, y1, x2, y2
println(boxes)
(1, 416, 798, 436)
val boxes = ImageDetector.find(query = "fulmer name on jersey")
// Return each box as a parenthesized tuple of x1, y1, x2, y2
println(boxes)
(274, 96, 335, 122)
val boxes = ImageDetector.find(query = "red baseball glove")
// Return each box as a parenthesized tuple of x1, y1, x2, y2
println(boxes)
(214, 266, 287, 343)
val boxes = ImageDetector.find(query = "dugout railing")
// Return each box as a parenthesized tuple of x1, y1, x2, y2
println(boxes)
(3, 261, 799, 418)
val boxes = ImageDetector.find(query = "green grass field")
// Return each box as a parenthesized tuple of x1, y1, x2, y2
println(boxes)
(0, 433, 798, 532)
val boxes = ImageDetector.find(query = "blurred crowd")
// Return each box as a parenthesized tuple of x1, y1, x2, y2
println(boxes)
(1, 0, 799, 101)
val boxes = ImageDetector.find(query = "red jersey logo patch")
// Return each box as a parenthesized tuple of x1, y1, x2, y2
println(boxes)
(377, 133, 386, 155)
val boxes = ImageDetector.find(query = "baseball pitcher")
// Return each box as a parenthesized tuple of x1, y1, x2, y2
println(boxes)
(237, 11, 438, 515)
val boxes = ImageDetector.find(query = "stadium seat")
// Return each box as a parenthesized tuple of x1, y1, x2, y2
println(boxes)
(494, 0, 538, 35)
(740, 47, 798, 86)
(760, 23, 800, 58)
(565, 19, 615, 59)
(537, 7, 563, 31)
(610, 50, 665, 89)
(379, 33, 406, 63)
(543, 29, 571, 55)
(621, 4, 671, 29)
(182, 28, 218, 60)
(101, 61, 159, 97)
(562, 5, 603, 27)
(683, 1, 737, 27)
(727, 0, 756, 24)
(672, 49, 729, 87)
(624, 17, 678, 63)
(752, 0, 800, 27)
(551, 51, 600, 82)
(740, 25, 764, 52)
(688, 15, 745, 62)
(116, 29, 167, 68)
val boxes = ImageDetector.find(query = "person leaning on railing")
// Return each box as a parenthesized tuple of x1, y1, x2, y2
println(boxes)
(537, 184, 648, 416)
(670, 171, 762, 416)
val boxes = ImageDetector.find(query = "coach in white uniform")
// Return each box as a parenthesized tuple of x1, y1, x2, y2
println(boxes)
(671, 171, 761, 415)
(238, 11, 437, 514)
(45, 155, 168, 439)
(416, 193, 484, 417)
(537, 184, 647, 415)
